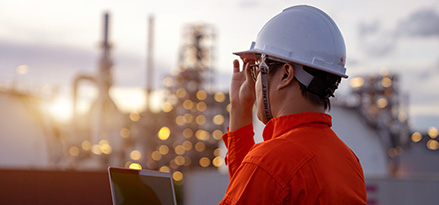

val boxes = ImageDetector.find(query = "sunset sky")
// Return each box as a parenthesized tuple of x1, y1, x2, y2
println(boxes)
(0, 0, 438, 130)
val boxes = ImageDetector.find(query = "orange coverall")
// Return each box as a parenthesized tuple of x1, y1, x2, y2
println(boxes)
(220, 112, 367, 204)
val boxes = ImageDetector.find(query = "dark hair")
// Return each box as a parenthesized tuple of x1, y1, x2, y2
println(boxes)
(268, 61, 341, 111)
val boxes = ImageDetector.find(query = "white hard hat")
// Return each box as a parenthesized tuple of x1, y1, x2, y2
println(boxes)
(234, 5, 348, 78)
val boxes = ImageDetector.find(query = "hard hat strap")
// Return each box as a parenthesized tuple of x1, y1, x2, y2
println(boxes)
(260, 54, 274, 122)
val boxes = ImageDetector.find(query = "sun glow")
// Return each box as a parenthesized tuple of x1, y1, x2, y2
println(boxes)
(110, 87, 165, 113)
(45, 87, 166, 123)
(47, 97, 73, 123)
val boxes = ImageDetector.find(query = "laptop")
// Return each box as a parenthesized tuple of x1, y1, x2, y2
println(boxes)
(108, 167, 177, 205)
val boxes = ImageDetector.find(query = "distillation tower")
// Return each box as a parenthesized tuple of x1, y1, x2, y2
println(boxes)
(148, 24, 229, 176)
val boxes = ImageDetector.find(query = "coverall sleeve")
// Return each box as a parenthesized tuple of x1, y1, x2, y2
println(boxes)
(220, 162, 287, 205)
(221, 124, 255, 179)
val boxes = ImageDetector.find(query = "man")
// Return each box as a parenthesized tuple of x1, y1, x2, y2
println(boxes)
(220, 5, 367, 204)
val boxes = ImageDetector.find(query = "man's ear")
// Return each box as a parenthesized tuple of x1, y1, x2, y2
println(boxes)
(277, 63, 295, 90)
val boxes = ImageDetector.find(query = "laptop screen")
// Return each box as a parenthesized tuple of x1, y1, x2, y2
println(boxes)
(108, 167, 176, 205)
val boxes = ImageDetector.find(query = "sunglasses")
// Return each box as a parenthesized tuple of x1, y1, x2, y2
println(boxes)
(249, 55, 285, 81)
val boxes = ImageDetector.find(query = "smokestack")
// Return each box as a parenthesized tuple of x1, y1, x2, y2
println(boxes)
(145, 15, 154, 112)
(103, 13, 109, 45)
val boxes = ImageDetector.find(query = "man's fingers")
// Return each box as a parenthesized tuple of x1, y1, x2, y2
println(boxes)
(242, 58, 250, 64)
(244, 62, 254, 83)
(233, 59, 240, 73)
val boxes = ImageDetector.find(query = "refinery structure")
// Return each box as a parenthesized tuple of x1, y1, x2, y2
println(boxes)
(1, 12, 439, 205)
(31, 13, 230, 175)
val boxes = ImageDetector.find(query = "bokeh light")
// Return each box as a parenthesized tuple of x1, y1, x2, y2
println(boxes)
(162, 102, 173, 112)
(100, 143, 112, 155)
(213, 157, 223, 167)
(176, 116, 185, 126)
(172, 171, 183, 181)
(213, 148, 222, 157)
(159, 145, 169, 155)
(195, 130, 209, 141)
(176, 88, 187, 98)
(151, 151, 162, 161)
(428, 127, 438, 138)
(182, 141, 193, 151)
(129, 163, 142, 170)
(183, 128, 193, 138)
(174, 145, 185, 155)
(214, 92, 226, 102)
(212, 130, 223, 140)
(381, 77, 392, 88)
(196, 102, 207, 112)
(376, 97, 388, 109)
(427, 140, 439, 150)
(350, 77, 364, 88)
(195, 142, 205, 152)
(184, 113, 194, 123)
(81, 140, 92, 151)
(130, 150, 142, 161)
(196, 90, 207, 100)
(196, 115, 206, 125)
(175, 156, 185, 166)
(92, 144, 102, 155)
(159, 166, 171, 173)
(183, 100, 194, 110)
(120, 128, 131, 138)
(130, 112, 140, 122)
(163, 77, 174, 87)
(69, 146, 79, 157)
(411, 132, 422, 143)
(213, 114, 225, 125)
(158, 127, 171, 140)
(199, 157, 210, 167)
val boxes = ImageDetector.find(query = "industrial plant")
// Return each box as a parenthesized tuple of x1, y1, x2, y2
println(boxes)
(0, 11, 438, 205)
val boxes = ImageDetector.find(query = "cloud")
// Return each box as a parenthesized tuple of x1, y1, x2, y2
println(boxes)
(357, 7, 439, 58)
(357, 19, 396, 57)
(0, 40, 97, 87)
(395, 8, 439, 38)
(0, 40, 97, 70)
(0, 40, 172, 89)
(356, 28, 398, 57)
(358, 20, 381, 38)
(399, 63, 439, 104)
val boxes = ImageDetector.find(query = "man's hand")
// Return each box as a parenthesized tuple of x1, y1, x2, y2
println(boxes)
(229, 59, 256, 131)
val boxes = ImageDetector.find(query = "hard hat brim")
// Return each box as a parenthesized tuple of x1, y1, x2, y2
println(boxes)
(232, 50, 261, 61)
(233, 49, 349, 78)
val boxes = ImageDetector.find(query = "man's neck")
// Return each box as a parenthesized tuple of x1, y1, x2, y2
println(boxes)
(270, 85, 325, 117)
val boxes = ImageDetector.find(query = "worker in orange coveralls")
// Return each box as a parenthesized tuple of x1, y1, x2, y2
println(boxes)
(220, 5, 367, 205)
